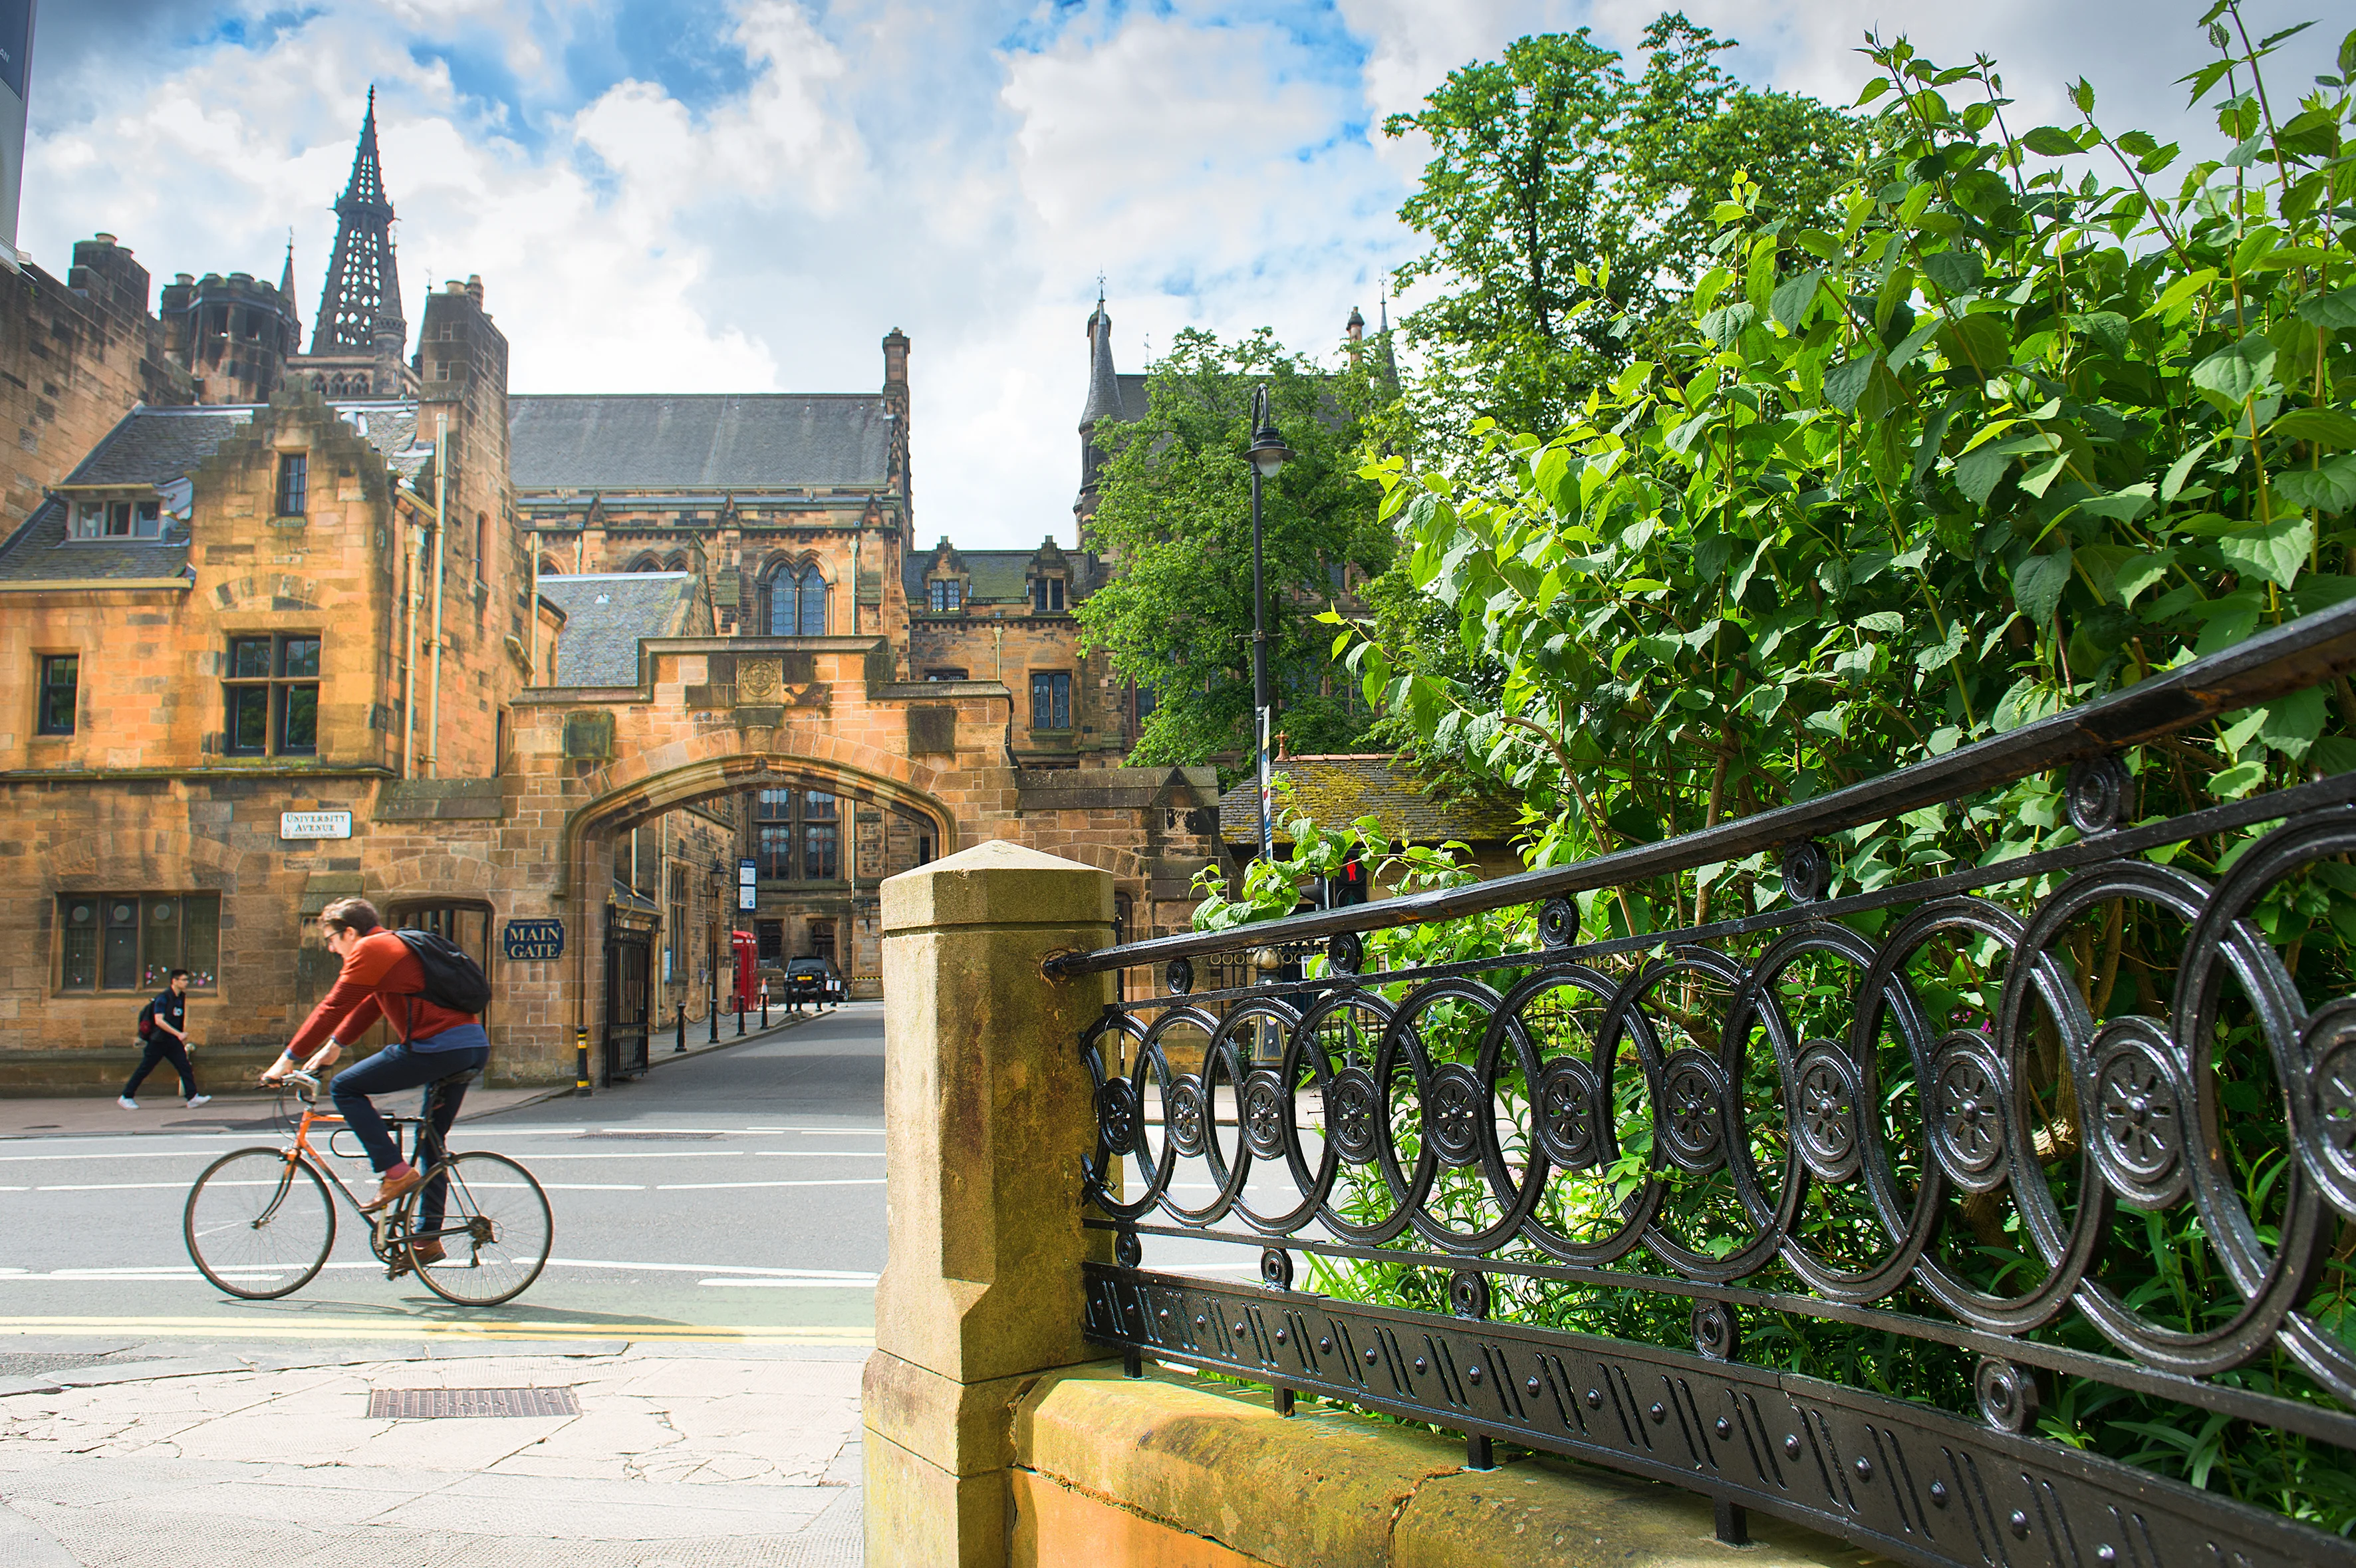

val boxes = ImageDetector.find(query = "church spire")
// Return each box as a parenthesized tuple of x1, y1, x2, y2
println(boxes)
(278, 231, 301, 342)
(309, 86, 405, 356)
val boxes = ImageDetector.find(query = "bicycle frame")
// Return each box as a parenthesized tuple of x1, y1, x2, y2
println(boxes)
(263, 1080, 473, 1263)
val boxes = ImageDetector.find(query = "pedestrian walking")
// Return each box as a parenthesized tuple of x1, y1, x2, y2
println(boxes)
(120, 968, 210, 1109)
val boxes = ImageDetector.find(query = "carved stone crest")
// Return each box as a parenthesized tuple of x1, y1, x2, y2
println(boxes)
(737, 656, 783, 704)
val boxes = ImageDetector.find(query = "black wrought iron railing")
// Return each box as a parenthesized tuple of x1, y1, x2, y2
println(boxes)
(1050, 599, 2356, 1568)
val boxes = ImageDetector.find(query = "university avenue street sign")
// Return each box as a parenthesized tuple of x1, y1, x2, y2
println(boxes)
(279, 810, 353, 840)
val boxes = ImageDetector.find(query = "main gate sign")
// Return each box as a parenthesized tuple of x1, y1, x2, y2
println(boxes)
(501, 918, 565, 960)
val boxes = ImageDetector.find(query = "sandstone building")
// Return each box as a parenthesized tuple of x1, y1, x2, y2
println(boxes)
(0, 101, 1220, 1091)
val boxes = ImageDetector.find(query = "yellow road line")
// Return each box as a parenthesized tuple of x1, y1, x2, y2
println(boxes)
(0, 1316, 872, 1345)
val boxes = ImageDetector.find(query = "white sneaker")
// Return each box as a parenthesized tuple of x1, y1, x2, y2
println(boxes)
(117, 1097, 137, 1110)
(185, 1095, 211, 1109)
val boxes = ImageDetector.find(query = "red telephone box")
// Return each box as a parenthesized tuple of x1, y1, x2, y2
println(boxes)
(729, 930, 759, 1011)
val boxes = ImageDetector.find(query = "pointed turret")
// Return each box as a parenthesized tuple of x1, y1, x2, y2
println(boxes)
(1374, 295, 1400, 399)
(309, 87, 406, 360)
(277, 233, 301, 342)
(1079, 289, 1122, 428)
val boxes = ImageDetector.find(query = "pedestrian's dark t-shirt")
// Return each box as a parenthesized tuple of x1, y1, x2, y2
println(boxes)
(147, 988, 185, 1039)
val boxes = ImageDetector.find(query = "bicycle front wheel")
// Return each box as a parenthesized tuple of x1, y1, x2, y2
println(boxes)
(184, 1148, 335, 1299)
(408, 1152, 551, 1307)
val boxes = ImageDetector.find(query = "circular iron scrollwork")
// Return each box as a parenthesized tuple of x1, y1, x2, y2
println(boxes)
(2295, 1001, 2356, 1217)
(1114, 1229, 1142, 1267)
(1096, 1079, 1141, 1156)
(1539, 898, 1578, 948)
(1692, 1299, 1740, 1362)
(1782, 841, 1833, 904)
(1261, 1247, 1293, 1291)
(1326, 931, 1365, 976)
(2064, 754, 2134, 836)
(1166, 1077, 1208, 1157)
(1975, 1356, 2041, 1434)
(1928, 1032, 2010, 1192)
(1165, 957, 1194, 996)
(1658, 1049, 1730, 1172)
(1426, 1063, 1486, 1168)
(1534, 1056, 1601, 1170)
(1792, 1039, 1862, 1183)
(2089, 1025, 2188, 1208)
(1327, 1067, 1380, 1166)
(1242, 1071, 1290, 1160)
(1449, 1269, 1491, 1320)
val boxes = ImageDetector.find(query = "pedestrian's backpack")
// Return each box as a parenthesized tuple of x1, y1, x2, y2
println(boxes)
(136, 999, 157, 1041)
(392, 928, 493, 1015)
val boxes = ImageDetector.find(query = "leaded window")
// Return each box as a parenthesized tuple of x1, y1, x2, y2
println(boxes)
(765, 563, 827, 636)
(275, 453, 308, 517)
(59, 893, 220, 992)
(37, 654, 76, 735)
(1030, 671, 1071, 731)
(224, 634, 321, 755)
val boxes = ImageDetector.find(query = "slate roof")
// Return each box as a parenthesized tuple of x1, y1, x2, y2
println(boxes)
(900, 545, 1107, 608)
(1220, 755, 1524, 848)
(508, 395, 894, 491)
(0, 400, 444, 586)
(0, 407, 255, 584)
(537, 573, 700, 686)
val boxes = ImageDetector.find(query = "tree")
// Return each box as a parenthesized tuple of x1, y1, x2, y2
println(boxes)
(1386, 14, 1870, 459)
(1076, 328, 1391, 773)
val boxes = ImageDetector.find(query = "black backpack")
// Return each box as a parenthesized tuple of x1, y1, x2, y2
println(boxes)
(136, 1000, 157, 1041)
(393, 928, 493, 1015)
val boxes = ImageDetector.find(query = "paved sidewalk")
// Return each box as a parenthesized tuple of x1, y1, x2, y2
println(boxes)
(0, 1339, 862, 1566)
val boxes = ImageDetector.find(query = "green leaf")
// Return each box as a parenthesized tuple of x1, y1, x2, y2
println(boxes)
(1823, 352, 1881, 413)
(2313, 734, 2356, 777)
(2275, 457, 2356, 515)
(2013, 549, 2074, 624)
(1942, 313, 2011, 372)
(2077, 484, 2155, 523)
(2022, 125, 2084, 156)
(2270, 409, 2356, 446)
(1856, 610, 1905, 633)
(2218, 515, 2314, 587)
(2162, 440, 2214, 503)
(1920, 250, 1984, 297)
(2190, 334, 2278, 402)
(1915, 620, 1966, 671)
(2068, 311, 2132, 360)
(2113, 549, 2178, 608)
(2259, 686, 2328, 759)
(1769, 270, 1824, 332)
(2296, 286, 2356, 329)
(2208, 759, 2268, 799)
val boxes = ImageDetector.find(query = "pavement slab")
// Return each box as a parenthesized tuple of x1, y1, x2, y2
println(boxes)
(0, 1345, 863, 1566)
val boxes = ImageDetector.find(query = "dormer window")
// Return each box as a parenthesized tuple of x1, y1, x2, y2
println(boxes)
(72, 499, 164, 541)
(1033, 577, 1065, 613)
(928, 579, 963, 613)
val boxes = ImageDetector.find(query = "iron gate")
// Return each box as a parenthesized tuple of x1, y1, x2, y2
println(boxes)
(604, 928, 651, 1083)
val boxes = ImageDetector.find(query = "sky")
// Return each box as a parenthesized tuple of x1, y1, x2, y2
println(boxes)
(17, 1, 2342, 548)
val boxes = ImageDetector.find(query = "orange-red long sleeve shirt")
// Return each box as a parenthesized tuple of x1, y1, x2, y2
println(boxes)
(287, 930, 476, 1057)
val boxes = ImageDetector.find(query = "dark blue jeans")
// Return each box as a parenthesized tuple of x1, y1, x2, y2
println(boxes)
(330, 1040, 488, 1230)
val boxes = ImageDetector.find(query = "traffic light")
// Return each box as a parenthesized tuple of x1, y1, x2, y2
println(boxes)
(1326, 849, 1368, 908)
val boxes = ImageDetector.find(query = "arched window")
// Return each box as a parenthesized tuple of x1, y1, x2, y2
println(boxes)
(628, 553, 663, 573)
(764, 562, 827, 636)
(538, 555, 565, 577)
(662, 552, 688, 571)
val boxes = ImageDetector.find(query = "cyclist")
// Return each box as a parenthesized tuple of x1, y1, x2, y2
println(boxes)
(259, 896, 487, 1242)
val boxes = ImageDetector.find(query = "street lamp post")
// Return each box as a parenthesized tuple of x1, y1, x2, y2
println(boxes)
(1245, 387, 1293, 868)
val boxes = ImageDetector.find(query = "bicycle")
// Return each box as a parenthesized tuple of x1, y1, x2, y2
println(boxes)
(182, 1059, 552, 1307)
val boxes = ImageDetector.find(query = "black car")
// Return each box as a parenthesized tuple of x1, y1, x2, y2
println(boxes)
(783, 957, 845, 1006)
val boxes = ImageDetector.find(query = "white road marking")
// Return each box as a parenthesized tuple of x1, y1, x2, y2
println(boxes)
(657, 1178, 887, 1190)
(698, 1278, 877, 1289)
(753, 1151, 886, 1158)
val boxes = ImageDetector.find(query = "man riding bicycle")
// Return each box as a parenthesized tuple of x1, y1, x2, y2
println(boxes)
(260, 896, 488, 1254)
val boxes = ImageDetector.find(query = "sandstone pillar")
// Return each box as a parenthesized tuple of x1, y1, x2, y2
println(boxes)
(862, 839, 1115, 1567)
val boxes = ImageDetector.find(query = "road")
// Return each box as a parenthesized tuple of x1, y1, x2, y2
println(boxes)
(0, 1003, 887, 1347)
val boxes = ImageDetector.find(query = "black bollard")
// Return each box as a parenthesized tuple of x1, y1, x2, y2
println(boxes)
(760, 990, 769, 1030)
(675, 1003, 686, 1053)
(736, 999, 745, 1037)
(709, 998, 720, 1044)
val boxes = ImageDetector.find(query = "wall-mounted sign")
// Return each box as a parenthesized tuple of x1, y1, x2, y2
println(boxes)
(503, 919, 565, 961)
(280, 810, 353, 840)
(737, 856, 758, 912)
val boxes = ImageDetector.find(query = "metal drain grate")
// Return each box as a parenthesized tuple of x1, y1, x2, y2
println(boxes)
(367, 1386, 580, 1419)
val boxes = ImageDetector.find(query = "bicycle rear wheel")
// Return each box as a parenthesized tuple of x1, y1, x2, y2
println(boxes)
(184, 1148, 335, 1299)
(408, 1152, 551, 1306)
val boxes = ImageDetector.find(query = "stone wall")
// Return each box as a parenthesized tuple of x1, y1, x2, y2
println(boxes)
(0, 237, 194, 539)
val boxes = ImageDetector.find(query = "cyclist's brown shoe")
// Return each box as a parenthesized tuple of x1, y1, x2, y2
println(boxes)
(409, 1240, 447, 1267)
(364, 1166, 423, 1212)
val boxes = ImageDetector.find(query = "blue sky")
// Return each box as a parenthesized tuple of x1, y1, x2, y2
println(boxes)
(18, 1, 2336, 546)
